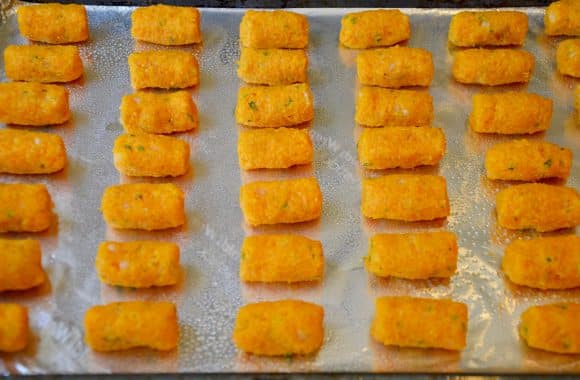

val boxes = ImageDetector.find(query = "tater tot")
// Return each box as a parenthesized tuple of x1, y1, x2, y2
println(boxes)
(355, 87, 433, 127)
(503, 236, 580, 290)
(361, 175, 450, 222)
(120, 91, 198, 134)
(448, 11, 528, 47)
(357, 127, 445, 170)
(113, 133, 189, 177)
(556, 39, 580, 77)
(131, 5, 201, 46)
(237, 48, 308, 85)
(0, 129, 66, 174)
(235, 83, 314, 128)
(339, 10, 410, 49)
(520, 303, 580, 354)
(544, 0, 580, 36)
(128, 51, 199, 90)
(233, 300, 324, 356)
(452, 48, 534, 86)
(240, 178, 322, 226)
(238, 128, 313, 170)
(4, 45, 83, 83)
(357, 47, 434, 88)
(365, 232, 457, 280)
(84, 301, 178, 352)
(496, 184, 580, 232)
(240, 235, 323, 283)
(371, 297, 468, 350)
(0, 184, 53, 233)
(0, 82, 70, 126)
(240, 10, 308, 49)
(17, 3, 89, 44)
(101, 183, 185, 231)
(0, 304, 28, 352)
(96, 241, 180, 288)
(469, 92, 552, 134)
(0, 239, 45, 292)
(485, 139, 572, 181)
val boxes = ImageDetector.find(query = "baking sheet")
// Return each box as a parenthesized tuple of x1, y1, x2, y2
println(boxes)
(0, 4, 579, 375)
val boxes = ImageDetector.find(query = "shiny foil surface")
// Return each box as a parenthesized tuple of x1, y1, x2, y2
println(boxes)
(0, 4, 579, 374)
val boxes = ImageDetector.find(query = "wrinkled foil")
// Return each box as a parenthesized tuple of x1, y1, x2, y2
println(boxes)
(0, 4, 579, 375)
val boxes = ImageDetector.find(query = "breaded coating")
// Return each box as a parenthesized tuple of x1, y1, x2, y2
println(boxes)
(365, 232, 458, 280)
(361, 174, 450, 221)
(355, 87, 433, 127)
(469, 92, 552, 134)
(235, 83, 314, 127)
(131, 5, 202, 45)
(448, 11, 528, 47)
(4, 45, 83, 83)
(544, 0, 580, 36)
(339, 10, 410, 49)
(240, 234, 323, 283)
(101, 183, 185, 230)
(240, 177, 322, 226)
(120, 91, 198, 134)
(0, 239, 45, 292)
(0, 82, 70, 126)
(0, 304, 28, 352)
(556, 38, 580, 77)
(128, 51, 199, 90)
(485, 139, 572, 181)
(496, 183, 580, 232)
(452, 48, 534, 86)
(357, 47, 434, 88)
(520, 303, 580, 354)
(240, 10, 308, 49)
(238, 127, 313, 170)
(113, 133, 189, 177)
(0, 129, 66, 174)
(17, 3, 88, 44)
(0, 184, 53, 233)
(503, 236, 580, 290)
(85, 301, 178, 351)
(233, 300, 324, 356)
(96, 241, 180, 288)
(237, 48, 308, 85)
(357, 127, 445, 170)
(371, 296, 468, 350)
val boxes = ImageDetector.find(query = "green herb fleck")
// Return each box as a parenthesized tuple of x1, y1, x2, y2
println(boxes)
(374, 34, 383, 43)
(6, 211, 14, 218)
(508, 165, 515, 171)
(248, 101, 258, 111)
(544, 159, 552, 168)
(285, 352, 293, 363)
(135, 193, 143, 200)
(262, 50, 270, 56)
(284, 97, 293, 107)
(281, 201, 289, 209)
(350, 16, 358, 24)
(137, 145, 145, 152)
(546, 256, 553, 263)
(124, 144, 132, 151)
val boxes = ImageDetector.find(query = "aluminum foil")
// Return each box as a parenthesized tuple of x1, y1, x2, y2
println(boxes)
(0, 4, 579, 375)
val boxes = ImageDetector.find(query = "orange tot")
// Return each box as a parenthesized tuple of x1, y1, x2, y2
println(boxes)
(101, 183, 185, 230)
(371, 296, 468, 350)
(84, 301, 178, 351)
(448, 11, 528, 47)
(496, 183, 580, 232)
(17, 3, 88, 44)
(4, 45, 83, 83)
(556, 38, 580, 77)
(452, 48, 534, 86)
(0, 184, 53, 233)
(128, 51, 199, 90)
(0, 239, 45, 292)
(240, 234, 323, 283)
(357, 46, 434, 88)
(503, 236, 580, 290)
(339, 9, 410, 49)
(357, 127, 445, 170)
(131, 5, 202, 45)
(485, 139, 572, 181)
(0, 129, 66, 174)
(240, 10, 308, 49)
(520, 303, 580, 354)
(0, 82, 70, 126)
(96, 241, 180, 288)
(237, 47, 308, 85)
(0, 304, 29, 352)
(233, 300, 324, 356)
(238, 127, 313, 170)
(240, 177, 322, 226)
(361, 174, 450, 221)
(544, 0, 580, 36)
(365, 232, 458, 280)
